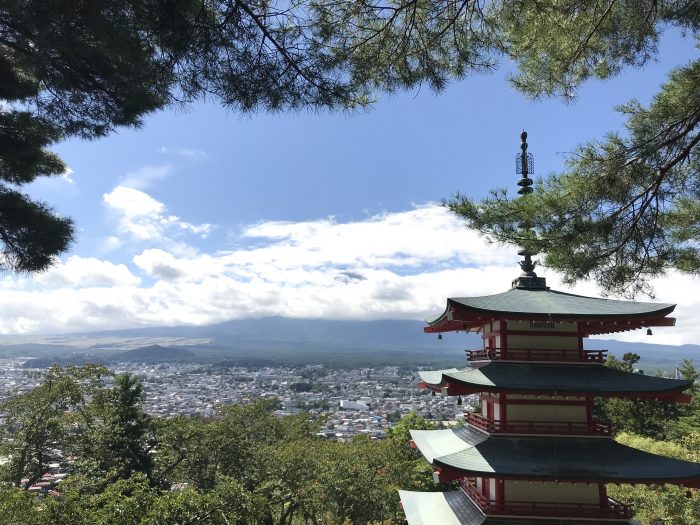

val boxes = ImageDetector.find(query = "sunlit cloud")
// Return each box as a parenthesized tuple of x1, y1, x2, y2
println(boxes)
(102, 186, 214, 255)
(0, 199, 698, 344)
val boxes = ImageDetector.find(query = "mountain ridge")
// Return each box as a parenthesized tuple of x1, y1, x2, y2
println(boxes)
(1, 317, 698, 371)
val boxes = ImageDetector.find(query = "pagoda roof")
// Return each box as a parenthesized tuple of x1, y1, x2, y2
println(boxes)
(425, 287, 675, 334)
(419, 363, 692, 400)
(398, 490, 630, 525)
(399, 490, 480, 525)
(411, 428, 700, 485)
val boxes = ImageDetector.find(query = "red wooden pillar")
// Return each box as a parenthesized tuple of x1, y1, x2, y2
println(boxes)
(598, 483, 608, 508)
(495, 478, 504, 505)
(488, 321, 493, 352)
(577, 322, 585, 360)
(585, 397, 594, 428)
(499, 392, 507, 427)
(501, 320, 508, 360)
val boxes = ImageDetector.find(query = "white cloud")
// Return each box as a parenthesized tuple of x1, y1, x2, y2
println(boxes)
(236, 206, 515, 270)
(37, 256, 141, 289)
(1, 204, 700, 344)
(0, 256, 140, 292)
(60, 166, 75, 184)
(105, 186, 165, 219)
(120, 164, 173, 190)
(102, 186, 214, 253)
(101, 235, 124, 253)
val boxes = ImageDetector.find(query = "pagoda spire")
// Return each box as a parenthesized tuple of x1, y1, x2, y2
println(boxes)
(512, 130, 547, 289)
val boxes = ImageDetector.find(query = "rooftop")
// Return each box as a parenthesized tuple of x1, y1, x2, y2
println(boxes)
(419, 363, 693, 399)
(425, 288, 675, 335)
(399, 490, 634, 525)
(411, 428, 700, 485)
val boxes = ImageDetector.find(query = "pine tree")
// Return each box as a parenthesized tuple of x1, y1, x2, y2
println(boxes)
(73, 374, 154, 483)
(2, 1, 698, 281)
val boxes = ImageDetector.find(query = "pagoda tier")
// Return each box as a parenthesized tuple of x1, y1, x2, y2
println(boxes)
(399, 490, 633, 525)
(424, 288, 675, 336)
(398, 134, 700, 524)
(410, 428, 700, 487)
(419, 363, 693, 402)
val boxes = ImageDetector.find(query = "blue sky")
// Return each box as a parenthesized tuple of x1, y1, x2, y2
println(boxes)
(2, 30, 698, 343)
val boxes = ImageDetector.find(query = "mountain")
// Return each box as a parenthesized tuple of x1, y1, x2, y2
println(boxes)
(592, 339, 700, 371)
(119, 344, 195, 362)
(1, 317, 698, 371)
(85, 317, 478, 349)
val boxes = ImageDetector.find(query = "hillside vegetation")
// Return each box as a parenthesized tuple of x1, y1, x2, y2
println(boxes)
(2, 356, 700, 524)
(0, 366, 438, 524)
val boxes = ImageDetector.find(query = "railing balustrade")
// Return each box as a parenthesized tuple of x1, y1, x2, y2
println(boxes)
(461, 479, 632, 519)
(466, 412, 614, 436)
(466, 348, 607, 363)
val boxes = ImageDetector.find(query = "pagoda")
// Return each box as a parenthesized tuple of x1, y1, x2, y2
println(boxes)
(399, 132, 700, 525)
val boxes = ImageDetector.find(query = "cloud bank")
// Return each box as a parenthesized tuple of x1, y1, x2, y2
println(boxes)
(0, 187, 698, 344)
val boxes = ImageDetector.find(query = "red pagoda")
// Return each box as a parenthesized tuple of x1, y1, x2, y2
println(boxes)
(399, 132, 700, 525)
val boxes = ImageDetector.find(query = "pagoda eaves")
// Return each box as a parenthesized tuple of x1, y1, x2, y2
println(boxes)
(419, 363, 693, 401)
(412, 428, 700, 487)
(425, 288, 676, 336)
(400, 489, 634, 525)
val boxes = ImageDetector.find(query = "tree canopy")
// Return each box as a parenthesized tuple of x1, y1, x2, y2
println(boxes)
(2, 1, 698, 284)
(2, 362, 700, 524)
(0, 367, 436, 524)
(446, 1, 699, 296)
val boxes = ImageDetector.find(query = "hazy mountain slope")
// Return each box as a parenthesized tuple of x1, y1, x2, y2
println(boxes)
(1, 317, 697, 371)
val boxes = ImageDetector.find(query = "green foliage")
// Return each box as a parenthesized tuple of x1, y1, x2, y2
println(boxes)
(448, 55, 700, 296)
(0, 0, 176, 272)
(673, 359, 700, 438)
(154, 402, 433, 524)
(610, 432, 700, 525)
(598, 354, 682, 440)
(0, 371, 437, 524)
(0, 365, 107, 488)
(72, 374, 155, 484)
(1, 474, 257, 525)
(6, 365, 700, 524)
(386, 411, 436, 445)
(594, 353, 700, 525)
(0, 484, 40, 525)
(3, 2, 698, 278)
(384, 413, 441, 493)
(495, 0, 674, 99)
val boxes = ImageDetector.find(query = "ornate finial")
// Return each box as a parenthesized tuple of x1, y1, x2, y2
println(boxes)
(512, 130, 546, 290)
(516, 129, 534, 195)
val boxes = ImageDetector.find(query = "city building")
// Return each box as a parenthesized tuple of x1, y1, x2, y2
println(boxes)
(400, 133, 700, 524)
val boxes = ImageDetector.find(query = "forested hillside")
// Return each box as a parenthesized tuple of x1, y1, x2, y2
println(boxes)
(1, 358, 700, 524)
(0, 366, 438, 524)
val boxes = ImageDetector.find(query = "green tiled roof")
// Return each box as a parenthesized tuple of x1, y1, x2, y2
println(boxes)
(399, 490, 630, 525)
(399, 490, 480, 525)
(427, 287, 674, 323)
(411, 428, 700, 483)
(419, 363, 693, 394)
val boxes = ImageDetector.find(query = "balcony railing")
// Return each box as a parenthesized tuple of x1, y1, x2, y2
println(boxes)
(461, 478, 632, 520)
(467, 412, 614, 437)
(466, 348, 607, 363)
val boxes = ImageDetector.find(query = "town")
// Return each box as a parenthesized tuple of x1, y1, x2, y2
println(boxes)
(0, 359, 475, 442)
